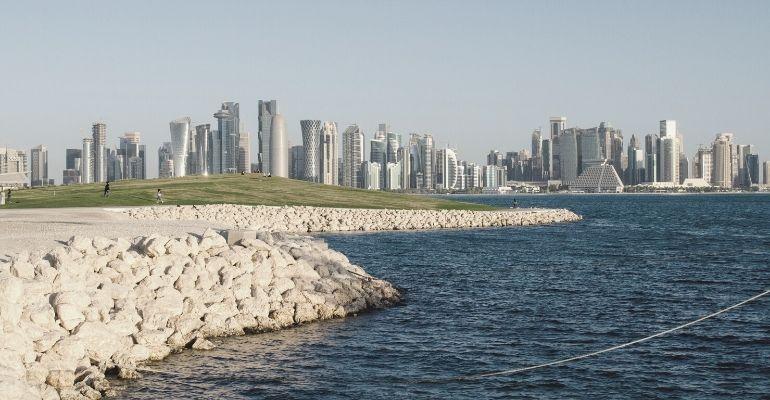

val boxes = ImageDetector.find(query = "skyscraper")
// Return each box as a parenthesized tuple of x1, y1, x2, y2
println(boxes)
(194, 124, 210, 175)
(657, 120, 679, 184)
(238, 132, 251, 173)
(541, 139, 552, 181)
(745, 153, 759, 186)
(213, 102, 240, 174)
(81, 138, 93, 184)
(712, 133, 733, 188)
(257, 100, 278, 174)
(269, 114, 288, 177)
(119, 132, 144, 180)
(64, 148, 82, 185)
(158, 142, 174, 178)
(559, 128, 579, 185)
(644, 134, 657, 182)
(361, 161, 381, 190)
(342, 124, 364, 188)
(398, 146, 411, 191)
(320, 121, 338, 185)
(169, 117, 191, 178)
(29, 145, 48, 187)
(693, 146, 713, 184)
(763, 161, 769, 185)
(579, 128, 600, 171)
(370, 138, 387, 189)
(420, 134, 435, 189)
(92, 122, 107, 182)
(288, 145, 305, 179)
(550, 117, 566, 139)
(386, 132, 400, 164)
(626, 135, 644, 185)
(300, 120, 322, 182)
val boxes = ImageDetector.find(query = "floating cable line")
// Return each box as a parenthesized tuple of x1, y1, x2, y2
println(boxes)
(423, 289, 770, 382)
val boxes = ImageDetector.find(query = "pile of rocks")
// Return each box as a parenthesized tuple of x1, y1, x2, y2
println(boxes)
(124, 205, 582, 232)
(0, 230, 400, 399)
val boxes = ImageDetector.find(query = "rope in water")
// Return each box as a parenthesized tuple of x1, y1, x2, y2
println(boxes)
(436, 288, 770, 382)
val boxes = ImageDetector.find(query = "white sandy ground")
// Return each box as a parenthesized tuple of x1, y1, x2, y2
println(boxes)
(0, 208, 226, 258)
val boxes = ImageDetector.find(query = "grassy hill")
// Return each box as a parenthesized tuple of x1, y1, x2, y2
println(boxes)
(3, 175, 494, 210)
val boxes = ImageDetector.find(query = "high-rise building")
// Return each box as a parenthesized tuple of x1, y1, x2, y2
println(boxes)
(550, 117, 566, 139)
(611, 131, 624, 179)
(693, 146, 713, 184)
(487, 150, 503, 167)
(656, 120, 679, 184)
(712, 133, 733, 188)
(320, 121, 338, 185)
(257, 100, 278, 174)
(361, 161, 381, 190)
(288, 145, 305, 179)
(541, 139, 552, 181)
(92, 122, 107, 182)
(64, 148, 82, 185)
(436, 148, 459, 190)
(679, 154, 690, 184)
(385, 162, 401, 191)
(300, 120, 322, 182)
(238, 132, 251, 173)
(81, 138, 93, 184)
(559, 128, 579, 185)
(370, 137, 387, 189)
(213, 102, 240, 174)
(119, 132, 144, 180)
(169, 117, 191, 178)
(342, 124, 364, 188)
(29, 145, 48, 187)
(269, 114, 287, 177)
(763, 161, 770, 185)
(644, 134, 657, 182)
(420, 134, 434, 189)
(579, 128, 600, 171)
(194, 124, 210, 175)
(744, 153, 759, 186)
(398, 146, 411, 191)
(626, 135, 644, 185)
(158, 142, 174, 179)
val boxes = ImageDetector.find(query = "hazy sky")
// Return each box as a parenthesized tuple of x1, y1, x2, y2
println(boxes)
(1, 0, 769, 178)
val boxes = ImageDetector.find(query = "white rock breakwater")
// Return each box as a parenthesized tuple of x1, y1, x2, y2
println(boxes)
(0, 229, 400, 399)
(124, 204, 582, 232)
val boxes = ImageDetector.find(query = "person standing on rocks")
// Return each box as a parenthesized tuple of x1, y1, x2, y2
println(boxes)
(156, 188, 164, 204)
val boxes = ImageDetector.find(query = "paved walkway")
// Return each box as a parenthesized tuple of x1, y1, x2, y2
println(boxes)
(0, 207, 224, 257)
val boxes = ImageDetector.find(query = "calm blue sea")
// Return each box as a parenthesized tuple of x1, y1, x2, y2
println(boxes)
(118, 194, 770, 399)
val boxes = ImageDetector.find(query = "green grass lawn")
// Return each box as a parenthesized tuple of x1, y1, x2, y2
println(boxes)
(3, 175, 495, 210)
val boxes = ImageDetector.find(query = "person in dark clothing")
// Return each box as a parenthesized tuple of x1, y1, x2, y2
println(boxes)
(6, 188, 11, 202)
(103, 182, 111, 197)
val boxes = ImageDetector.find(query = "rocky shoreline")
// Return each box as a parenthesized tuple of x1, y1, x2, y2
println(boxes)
(123, 204, 582, 232)
(1, 204, 581, 399)
(0, 229, 400, 399)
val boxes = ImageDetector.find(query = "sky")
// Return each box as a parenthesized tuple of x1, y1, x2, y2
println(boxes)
(1, 0, 769, 178)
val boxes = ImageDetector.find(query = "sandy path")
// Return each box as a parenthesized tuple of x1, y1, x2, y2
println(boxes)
(0, 207, 224, 257)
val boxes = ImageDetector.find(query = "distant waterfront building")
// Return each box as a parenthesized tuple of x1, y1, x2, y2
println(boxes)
(398, 146, 411, 191)
(342, 124, 364, 188)
(92, 122, 107, 183)
(194, 124, 210, 175)
(257, 100, 278, 174)
(693, 146, 713, 185)
(657, 120, 679, 184)
(570, 160, 624, 193)
(300, 120, 322, 182)
(550, 116, 566, 139)
(483, 165, 506, 188)
(712, 133, 733, 188)
(29, 145, 48, 187)
(487, 150, 503, 167)
(579, 128, 600, 172)
(213, 102, 240, 174)
(169, 117, 191, 178)
(63, 148, 82, 185)
(370, 137, 387, 189)
(541, 138, 552, 181)
(320, 121, 338, 185)
(385, 162, 401, 190)
(559, 128, 579, 185)
(763, 161, 770, 185)
(435, 148, 459, 190)
(118, 132, 145, 180)
(269, 114, 287, 177)
(361, 161, 381, 190)
(288, 145, 305, 179)
(626, 135, 643, 185)
(81, 138, 93, 184)
(238, 132, 251, 173)
(420, 134, 435, 189)
(158, 142, 174, 179)
(744, 153, 759, 186)
(644, 134, 657, 182)
(386, 132, 400, 165)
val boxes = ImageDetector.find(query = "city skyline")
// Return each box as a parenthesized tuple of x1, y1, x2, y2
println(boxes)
(1, 1, 769, 177)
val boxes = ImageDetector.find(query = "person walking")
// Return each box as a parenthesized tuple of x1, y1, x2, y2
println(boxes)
(6, 188, 11, 203)
(156, 188, 164, 204)
(103, 181, 111, 197)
